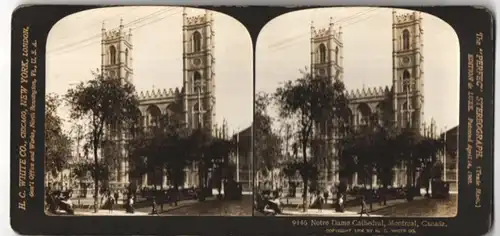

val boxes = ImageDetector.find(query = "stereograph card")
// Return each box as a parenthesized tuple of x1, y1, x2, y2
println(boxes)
(10, 4, 494, 236)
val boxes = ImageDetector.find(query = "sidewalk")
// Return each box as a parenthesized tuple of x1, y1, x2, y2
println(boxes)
(281, 209, 382, 217)
(75, 210, 149, 216)
(280, 196, 425, 216)
(73, 196, 216, 216)
(345, 196, 425, 214)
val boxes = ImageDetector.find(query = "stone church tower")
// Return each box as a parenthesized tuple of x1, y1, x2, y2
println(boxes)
(310, 18, 343, 186)
(101, 19, 133, 81)
(310, 11, 426, 188)
(98, 10, 217, 190)
(182, 9, 216, 132)
(100, 19, 133, 189)
(392, 10, 424, 131)
(310, 17, 343, 81)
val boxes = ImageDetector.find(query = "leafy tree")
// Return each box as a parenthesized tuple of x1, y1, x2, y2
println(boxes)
(188, 127, 213, 192)
(282, 162, 297, 197)
(65, 71, 140, 212)
(254, 92, 282, 184)
(208, 137, 234, 189)
(395, 129, 422, 188)
(274, 69, 348, 212)
(71, 161, 91, 197)
(45, 94, 73, 177)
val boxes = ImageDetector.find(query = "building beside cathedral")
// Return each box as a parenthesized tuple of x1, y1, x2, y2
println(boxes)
(309, 11, 453, 188)
(99, 9, 217, 190)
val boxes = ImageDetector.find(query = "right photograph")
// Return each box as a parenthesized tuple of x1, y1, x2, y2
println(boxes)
(254, 7, 459, 217)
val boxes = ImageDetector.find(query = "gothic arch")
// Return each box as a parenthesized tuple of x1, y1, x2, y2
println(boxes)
(193, 31, 202, 52)
(194, 71, 202, 81)
(146, 105, 161, 127)
(403, 70, 411, 92)
(357, 103, 371, 117)
(193, 71, 202, 92)
(319, 43, 327, 63)
(402, 29, 410, 50)
(109, 45, 117, 65)
(357, 103, 371, 125)
(403, 70, 410, 80)
(335, 46, 339, 63)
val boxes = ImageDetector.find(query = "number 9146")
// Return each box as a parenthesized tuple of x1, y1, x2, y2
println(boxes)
(292, 220, 309, 226)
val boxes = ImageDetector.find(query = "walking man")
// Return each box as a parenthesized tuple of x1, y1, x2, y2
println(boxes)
(359, 195, 370, 217)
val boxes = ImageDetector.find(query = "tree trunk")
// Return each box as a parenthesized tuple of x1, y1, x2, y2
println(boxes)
(93, 139, 99, 213)
(302, 139, 308, 213)
(198, 160, 204, 189)
(369, 173, 373, 210)
(152, 169, 157, 190)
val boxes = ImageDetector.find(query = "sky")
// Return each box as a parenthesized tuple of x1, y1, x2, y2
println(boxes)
(46, 6, 253, 135)
(256, 7, 460, 133)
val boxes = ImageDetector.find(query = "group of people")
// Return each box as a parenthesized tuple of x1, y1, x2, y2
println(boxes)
(100, 190, 136, 213)
(45, 187, 75, 214)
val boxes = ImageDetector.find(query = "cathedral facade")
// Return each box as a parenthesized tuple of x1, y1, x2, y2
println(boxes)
(310, 11, 428, 188)
(100, 9, 216, 190)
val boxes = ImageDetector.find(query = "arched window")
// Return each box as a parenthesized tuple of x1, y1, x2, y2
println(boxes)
(109, 46, 117, 65)
(146, 105, 161, 128)
(403, 70, 410, 92)
(193, 31, 202, 52)
(402, 29, 410, 50)
(193, 71, 202, 92)
(335, 46, 339, 63)
(194, 71, 201, 82)
(125, 48, 129, 66)
(403, 70, 410, 80)
(193, 103, 201, 129)
(319, 44, 327, 63)
(357, 103, 371, 126)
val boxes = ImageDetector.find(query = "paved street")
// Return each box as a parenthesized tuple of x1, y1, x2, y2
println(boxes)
(256, 194, 457, 217)
(161, 195, 253, 216)
(373, 194, 457, 217)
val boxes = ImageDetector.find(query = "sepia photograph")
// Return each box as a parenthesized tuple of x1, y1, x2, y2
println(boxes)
(44, 6, 253, 216)
(254, 7, 459, 217)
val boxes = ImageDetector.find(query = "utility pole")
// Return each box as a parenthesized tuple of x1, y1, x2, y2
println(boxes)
(236, 127, 240, 183)
(443, 125, 447, 181)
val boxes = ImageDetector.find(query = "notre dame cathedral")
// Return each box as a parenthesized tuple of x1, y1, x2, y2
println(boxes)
(310, 10, 440, 188)
(100, 9, 215, 190)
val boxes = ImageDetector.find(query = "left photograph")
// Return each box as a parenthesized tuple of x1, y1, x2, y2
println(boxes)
(44, 6, 253, 216)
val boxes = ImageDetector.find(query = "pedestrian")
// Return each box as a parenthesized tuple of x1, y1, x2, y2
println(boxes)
(317, 190, 324, 212)
(359, 195, 370, 217)
(150, 196, 159, 215)
(323, 190, 329, 206)
(107, 193, 115, 213)
(126, 194, 135, 214)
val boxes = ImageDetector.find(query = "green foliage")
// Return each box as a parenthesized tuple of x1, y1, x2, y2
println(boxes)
(254, 92, 282, 177)
(65, 71, 140, 211)
(341, 118, 445, 188)
(273, 69, 349, 211)
(45, 93, 73, 176)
